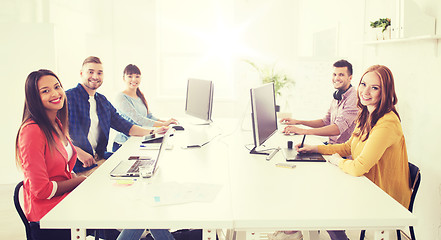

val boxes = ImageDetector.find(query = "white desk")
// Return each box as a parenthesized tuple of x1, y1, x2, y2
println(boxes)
(41, 120, 416, 240)
(226, 132, 416, 240)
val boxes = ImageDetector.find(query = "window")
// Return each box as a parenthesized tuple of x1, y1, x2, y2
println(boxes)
(157, 0, 237, 99)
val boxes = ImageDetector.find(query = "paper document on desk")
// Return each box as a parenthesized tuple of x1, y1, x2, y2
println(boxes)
(146, 182, 222, 206)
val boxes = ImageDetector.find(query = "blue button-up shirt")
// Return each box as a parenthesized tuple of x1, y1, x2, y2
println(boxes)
(66, 84, 133, 172)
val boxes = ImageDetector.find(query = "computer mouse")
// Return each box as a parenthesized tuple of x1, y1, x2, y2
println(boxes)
(172, 125, 185, 131)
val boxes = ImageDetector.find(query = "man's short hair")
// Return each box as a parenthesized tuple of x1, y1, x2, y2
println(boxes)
(82, 56, 102, 67)
(333, 60, 353, 76)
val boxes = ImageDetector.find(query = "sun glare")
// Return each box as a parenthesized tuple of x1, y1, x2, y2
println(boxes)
(159, 1, 274, 66)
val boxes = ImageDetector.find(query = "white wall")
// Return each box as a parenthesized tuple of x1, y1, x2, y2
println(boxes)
(0, 0, 57, 183)
(364, 43, 441, 240)
(363, 0, 441, 238)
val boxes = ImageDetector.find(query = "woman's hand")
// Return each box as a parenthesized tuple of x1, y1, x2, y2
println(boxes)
(153, 126, 169, 134)
(295, 144, 318, 153)
(71, 172, 87, 180)
(159, 118, 179, 126)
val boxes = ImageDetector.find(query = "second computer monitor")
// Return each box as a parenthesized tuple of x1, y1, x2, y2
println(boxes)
(250, 83, 278, 155)
(185, 78, 214, 124)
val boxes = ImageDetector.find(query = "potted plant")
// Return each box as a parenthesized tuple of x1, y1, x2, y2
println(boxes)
(370, 18, 391, 40)
(244, 60, 295, 112)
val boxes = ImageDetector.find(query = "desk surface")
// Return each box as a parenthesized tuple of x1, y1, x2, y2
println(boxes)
(41, 119, 416, 233)
(230, 132, 414, 231)
(42, 122, 234, 230)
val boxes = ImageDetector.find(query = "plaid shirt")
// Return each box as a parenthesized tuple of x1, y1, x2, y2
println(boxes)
(322, 86, 358, 144)
(66, 84, 133, 172)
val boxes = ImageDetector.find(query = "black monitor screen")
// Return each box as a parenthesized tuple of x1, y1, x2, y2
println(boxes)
(250, 83, 278, 152)
(185, 78, 214, 122)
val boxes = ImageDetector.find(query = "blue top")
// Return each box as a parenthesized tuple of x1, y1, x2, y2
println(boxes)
(66, 84, 133, 172)
(113, 92, 159, 144)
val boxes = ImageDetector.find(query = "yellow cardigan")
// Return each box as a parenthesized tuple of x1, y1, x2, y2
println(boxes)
(318, 111, 411, 208)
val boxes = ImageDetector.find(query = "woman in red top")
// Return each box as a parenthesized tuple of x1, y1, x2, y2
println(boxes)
(16, 69, 87, 240)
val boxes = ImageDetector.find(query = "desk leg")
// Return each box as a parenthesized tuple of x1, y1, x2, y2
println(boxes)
(374, 230, 390, 240)
(203, 229, 217, 240)
(221, 229, 235, 240)
(303, 230, 320, 240)
(71, 228, 86, 240)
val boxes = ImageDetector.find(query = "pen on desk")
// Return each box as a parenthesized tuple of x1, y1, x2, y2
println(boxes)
(300, 135, 306, 148)
(184, 145, 201, 148)
(140, 144, 153, 148)
(187, 145, 201, 148)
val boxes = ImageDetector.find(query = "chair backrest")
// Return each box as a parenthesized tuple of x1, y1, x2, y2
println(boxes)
(408, 162, 421, 213)
(13, 181, 33, 240)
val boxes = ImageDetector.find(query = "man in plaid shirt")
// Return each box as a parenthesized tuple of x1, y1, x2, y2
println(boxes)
(66, 56, 167, 174)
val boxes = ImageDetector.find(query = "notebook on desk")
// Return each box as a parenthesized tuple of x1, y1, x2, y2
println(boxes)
(282, 148, 326, 162)
(110, 129, 172, 178)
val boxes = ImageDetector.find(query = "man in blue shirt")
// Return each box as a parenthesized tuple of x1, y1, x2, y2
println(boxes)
(66, 56, 166, 173)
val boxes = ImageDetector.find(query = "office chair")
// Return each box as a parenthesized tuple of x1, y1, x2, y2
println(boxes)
(360, 162, 420, 240)
(14, 181, 101, 240)
(14, 181, 33, 240)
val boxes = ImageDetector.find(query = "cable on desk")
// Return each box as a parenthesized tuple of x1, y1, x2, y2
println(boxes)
(184, 132, 222, 149)
(243, 144, 278, 153)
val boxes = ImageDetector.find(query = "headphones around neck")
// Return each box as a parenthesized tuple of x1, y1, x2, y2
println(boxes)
(333, 84, 352, 101)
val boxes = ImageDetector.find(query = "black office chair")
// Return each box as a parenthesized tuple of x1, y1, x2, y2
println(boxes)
(14, 181, 101, 240)
(14, 181, 33, 240)
(360, 162, 421, 240)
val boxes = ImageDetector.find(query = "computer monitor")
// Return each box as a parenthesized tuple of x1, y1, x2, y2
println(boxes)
(185, 78, 214, 124)
(250, 83, 278, 155)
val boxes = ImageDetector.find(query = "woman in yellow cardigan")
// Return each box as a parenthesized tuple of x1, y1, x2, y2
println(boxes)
(297, 65, 411, 240)
(299, 64, 411, 207)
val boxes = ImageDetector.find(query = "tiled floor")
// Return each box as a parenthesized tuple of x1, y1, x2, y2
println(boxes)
(1, 183, 401, 240)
